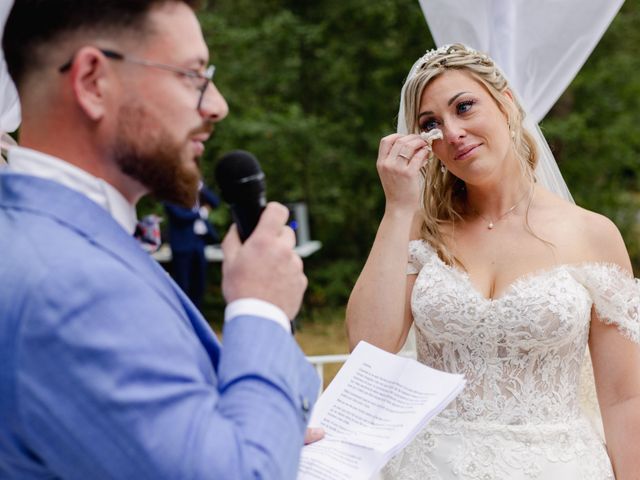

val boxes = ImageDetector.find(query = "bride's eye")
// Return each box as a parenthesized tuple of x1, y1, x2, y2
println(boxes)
(457, 100, 476, 114)
(420, 118, 440, 132)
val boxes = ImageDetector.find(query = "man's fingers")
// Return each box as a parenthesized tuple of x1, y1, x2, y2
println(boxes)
(253, 202, 289, 237)
(221, 224, 241, 259)
(303, 427, 325, 445)
(282, 225, 297, 249)
(220, 203, 307, 317)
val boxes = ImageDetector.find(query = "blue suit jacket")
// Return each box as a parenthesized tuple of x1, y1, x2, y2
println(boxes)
(0, 172, 319, 479)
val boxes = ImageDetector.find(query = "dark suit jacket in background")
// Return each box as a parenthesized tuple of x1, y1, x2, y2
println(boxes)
(163, 185, 221, 308)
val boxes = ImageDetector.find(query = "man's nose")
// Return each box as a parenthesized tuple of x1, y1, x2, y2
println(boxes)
(199, 82, 229, 122)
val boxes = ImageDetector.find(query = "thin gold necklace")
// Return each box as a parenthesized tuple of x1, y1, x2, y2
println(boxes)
(472, 190, 529, 230)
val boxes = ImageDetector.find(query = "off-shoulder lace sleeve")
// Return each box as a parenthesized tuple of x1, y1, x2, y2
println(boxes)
(574, 264, 640, 344)
(407, 239, 431, 275)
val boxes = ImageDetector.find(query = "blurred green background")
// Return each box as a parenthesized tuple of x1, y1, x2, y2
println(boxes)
(142, 0, 640, 325)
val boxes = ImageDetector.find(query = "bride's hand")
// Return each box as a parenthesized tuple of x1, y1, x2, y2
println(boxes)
(376, 133, 431, 212)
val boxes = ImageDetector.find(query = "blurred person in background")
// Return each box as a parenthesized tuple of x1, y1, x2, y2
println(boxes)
(164, 181, 221, 309)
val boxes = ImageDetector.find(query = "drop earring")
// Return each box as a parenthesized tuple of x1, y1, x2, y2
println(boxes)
(440, 162, 447, 174)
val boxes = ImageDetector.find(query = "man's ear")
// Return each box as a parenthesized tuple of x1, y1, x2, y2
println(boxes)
(68, 47, 115, 121)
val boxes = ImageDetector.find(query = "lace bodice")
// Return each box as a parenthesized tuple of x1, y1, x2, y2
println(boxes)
(407, 240, 640, 425)
(381, 241, 639, 478)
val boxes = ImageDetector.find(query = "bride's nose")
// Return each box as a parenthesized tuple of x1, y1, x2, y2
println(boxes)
(442, 118, 466, 144)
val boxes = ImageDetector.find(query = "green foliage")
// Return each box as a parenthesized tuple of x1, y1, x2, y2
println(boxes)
(198, 0, 431, 259)
(181, 1, 640, 308)
(192, 0, 434, 308)
(305, 258, 364, 308)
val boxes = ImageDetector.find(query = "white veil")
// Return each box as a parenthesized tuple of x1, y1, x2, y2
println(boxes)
(415, 0, 624, 203)
(0, 0, 19, 162)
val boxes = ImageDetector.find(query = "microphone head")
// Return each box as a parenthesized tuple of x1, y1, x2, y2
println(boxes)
(214, 150, 265, 204)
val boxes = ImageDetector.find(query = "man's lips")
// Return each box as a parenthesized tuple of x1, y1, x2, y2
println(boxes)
(454, 143, 481, 160)
(191, 140, 205, 157)
(190, 132, 211, 157)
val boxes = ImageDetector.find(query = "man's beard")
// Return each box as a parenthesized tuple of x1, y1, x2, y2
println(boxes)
(113, 102, 201, 207)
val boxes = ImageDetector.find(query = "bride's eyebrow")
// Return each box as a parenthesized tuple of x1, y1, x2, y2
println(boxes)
(419, 91, 471, 119)
(447, 91, 469, 106)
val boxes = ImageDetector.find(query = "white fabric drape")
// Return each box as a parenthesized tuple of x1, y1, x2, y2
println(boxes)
(0, 0, 19, 135)
(418, 0, 624, 123)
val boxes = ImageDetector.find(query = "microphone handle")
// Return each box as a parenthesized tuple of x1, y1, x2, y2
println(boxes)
(229, 196, 297, 334)
(231, 199, 266, 242)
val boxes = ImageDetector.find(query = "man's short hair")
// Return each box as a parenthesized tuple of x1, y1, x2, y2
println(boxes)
(3, 0, 201, 89)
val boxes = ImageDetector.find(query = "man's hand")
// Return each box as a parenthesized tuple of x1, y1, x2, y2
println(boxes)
(304, 427, 325, 445)
(221, 202, 307, 319)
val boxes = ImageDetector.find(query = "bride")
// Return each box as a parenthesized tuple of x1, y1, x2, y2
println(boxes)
(346, 44, 640, 479)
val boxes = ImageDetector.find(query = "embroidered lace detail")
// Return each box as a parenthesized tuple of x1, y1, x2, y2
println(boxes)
(571, 262, 640, 343)
(383, 417, 614, 479)
(384, 240, 639, 479)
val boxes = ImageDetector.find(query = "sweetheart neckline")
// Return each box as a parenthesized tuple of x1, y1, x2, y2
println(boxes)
(411, 239, 631, 303)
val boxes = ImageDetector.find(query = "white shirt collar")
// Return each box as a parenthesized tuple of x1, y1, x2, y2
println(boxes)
(6, 146, 138, 234)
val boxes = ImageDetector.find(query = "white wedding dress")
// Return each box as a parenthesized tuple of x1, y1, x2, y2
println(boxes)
(382, 239, 640, 480)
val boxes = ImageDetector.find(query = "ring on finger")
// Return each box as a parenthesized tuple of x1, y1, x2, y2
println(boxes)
(397, 152, 410, 160)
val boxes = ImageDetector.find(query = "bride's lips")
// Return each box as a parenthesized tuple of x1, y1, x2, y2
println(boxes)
(454, 143, 482, 160)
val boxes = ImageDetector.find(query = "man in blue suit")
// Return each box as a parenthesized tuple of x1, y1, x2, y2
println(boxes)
(164, 182, 221, 309)
(0, 1, 320, 478)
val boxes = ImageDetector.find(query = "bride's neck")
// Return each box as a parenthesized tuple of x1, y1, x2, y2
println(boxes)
(465, 179, 533, 219)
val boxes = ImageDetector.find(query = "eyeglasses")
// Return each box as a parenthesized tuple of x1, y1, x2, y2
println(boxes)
(59, 48, 216, 110)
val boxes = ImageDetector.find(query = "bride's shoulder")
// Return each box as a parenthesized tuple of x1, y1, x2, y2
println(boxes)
(535, 188, 632, 270)
(577, 208, 631, 269)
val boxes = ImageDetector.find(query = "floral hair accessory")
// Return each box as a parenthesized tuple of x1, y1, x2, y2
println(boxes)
(416, 44, 491, 71)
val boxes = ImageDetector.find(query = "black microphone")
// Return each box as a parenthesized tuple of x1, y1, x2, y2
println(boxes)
(214, 150, 267, 242)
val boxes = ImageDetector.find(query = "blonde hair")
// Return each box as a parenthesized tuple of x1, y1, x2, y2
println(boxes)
(402, 44, 538, 264)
